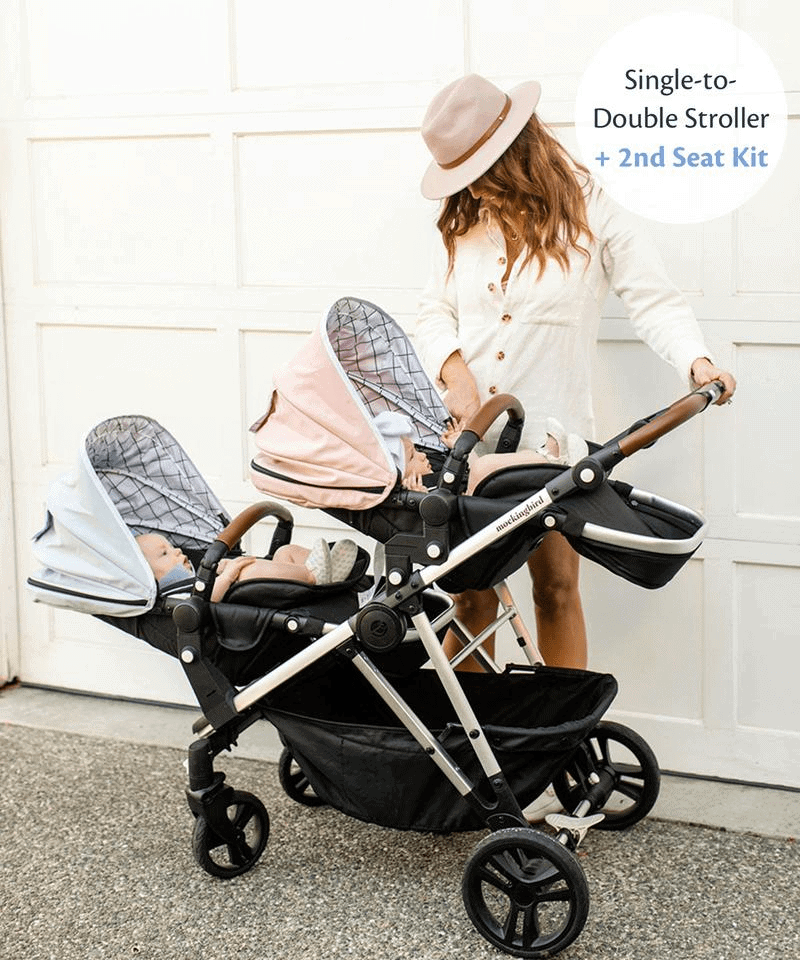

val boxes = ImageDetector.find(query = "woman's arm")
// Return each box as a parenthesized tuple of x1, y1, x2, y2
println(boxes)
(439, 350, 481, 422)
(596, 188, 736, 402)
(415, 233, 463, 388)
(416, 233, 483, 419)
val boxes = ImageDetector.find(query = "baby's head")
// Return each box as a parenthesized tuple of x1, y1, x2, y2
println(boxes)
(400, 437, 432, 479)
(136, 533, 194, 583)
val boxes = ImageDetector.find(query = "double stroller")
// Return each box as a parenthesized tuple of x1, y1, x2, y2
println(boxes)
(29, 297, 721, 958)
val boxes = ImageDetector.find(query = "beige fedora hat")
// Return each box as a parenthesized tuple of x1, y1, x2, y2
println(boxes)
(420, 73, 541, 200)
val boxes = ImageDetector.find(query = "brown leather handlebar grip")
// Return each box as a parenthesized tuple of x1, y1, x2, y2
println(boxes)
(617, 391, 712, 457)
(463, 393, 525, 440)
(215, 501, 292, 550)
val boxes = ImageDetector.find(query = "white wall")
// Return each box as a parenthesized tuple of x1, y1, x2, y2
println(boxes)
(1, 0, 798, 786)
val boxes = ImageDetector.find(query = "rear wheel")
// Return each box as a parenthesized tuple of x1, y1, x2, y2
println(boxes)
(553, 721, 660, 830)
(462, 827, 589, 958)
(278, 747, 325, 807)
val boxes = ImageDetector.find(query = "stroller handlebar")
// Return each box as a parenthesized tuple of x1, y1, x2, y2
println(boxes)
(615, 380, 725, 459)
(544, 381, 726, 500)
(192, 500, 295, 603)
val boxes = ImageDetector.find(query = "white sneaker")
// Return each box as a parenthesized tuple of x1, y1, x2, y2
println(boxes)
(522, 785, 563, 823)
(330, 539, 358, 582)
(537, 418, 589, 466)
(304, 538, 332, 584)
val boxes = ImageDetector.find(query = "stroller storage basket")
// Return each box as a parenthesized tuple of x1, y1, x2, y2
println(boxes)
(265, 665, 617, 833)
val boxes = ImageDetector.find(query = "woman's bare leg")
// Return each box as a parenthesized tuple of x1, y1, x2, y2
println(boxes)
(527, 533, 587, 669)
(443, 588, 500, 671)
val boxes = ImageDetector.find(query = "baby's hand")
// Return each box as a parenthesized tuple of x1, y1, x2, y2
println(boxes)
(216, 556, 256, 581)
(212, 556, 257, 602)
(403, 472, 427, 492)
(442, 417, 467, 449)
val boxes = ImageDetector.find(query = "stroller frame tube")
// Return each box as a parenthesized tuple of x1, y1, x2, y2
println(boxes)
(412, 610, 503, 779)
(448, 580, 543, 671)
(348, 648, 474, 796)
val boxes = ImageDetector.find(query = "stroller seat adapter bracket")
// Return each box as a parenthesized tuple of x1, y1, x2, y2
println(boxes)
(418, 488, 458, 526)
(354, 602, 407, 654)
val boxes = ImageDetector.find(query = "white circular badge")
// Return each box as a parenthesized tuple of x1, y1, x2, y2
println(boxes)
(574, 13, 787, 224)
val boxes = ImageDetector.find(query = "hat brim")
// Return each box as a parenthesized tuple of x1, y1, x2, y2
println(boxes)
(421, 80, 542, 201)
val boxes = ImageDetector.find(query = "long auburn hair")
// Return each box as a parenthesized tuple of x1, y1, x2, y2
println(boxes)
(437, 114, 594, 279)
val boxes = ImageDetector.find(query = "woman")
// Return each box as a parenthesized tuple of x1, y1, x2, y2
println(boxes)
(415, 73, 736, 672)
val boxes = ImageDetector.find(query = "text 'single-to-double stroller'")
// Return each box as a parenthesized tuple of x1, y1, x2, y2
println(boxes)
(29, 297, 722, 958)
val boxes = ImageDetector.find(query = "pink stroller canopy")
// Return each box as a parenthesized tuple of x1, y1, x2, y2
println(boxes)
(250, 298, 450, 511)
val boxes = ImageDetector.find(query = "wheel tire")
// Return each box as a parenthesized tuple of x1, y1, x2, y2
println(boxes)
(278, 747, 325, 807)
(192, 789, 269, 878)
(553, 721, 660, 831)
(462, 827, 590, 958)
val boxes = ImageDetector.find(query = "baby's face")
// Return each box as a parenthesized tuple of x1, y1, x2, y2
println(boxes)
(401, 438, 432, 478)
(136, 533, 192, 581)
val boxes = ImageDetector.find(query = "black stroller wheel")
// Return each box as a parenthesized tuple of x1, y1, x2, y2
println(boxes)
(462, 827, 589, 958)
(192, 790, 269, 878)
(553, 720, 660, 831)
(278, 747, 325, 807)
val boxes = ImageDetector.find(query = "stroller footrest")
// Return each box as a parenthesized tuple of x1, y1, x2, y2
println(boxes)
(545, 812, 605, 846)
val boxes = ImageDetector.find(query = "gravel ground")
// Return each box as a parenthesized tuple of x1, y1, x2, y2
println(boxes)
(1, 723, 797, 960)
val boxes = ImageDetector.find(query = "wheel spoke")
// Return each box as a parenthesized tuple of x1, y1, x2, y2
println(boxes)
(501, 903, 521, 944)
(490, 850, 525, 884)
(535, 884, 571, 904)
(292, 772, 311, 793)
(611, 778, 644, 803)
(610, 761, 644, 778)
(476, 863, 513, 893)
(595, 733, 612, 766)
(521, 904, 541, 948)
(518, 851, 560, 886)
(232, 803, 256, 831)
(226, 836, 254, 867)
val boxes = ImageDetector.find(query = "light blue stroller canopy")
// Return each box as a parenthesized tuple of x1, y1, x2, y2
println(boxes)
(28, 416, 230, 617)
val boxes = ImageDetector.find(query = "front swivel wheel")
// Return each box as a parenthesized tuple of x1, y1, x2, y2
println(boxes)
(192, 789, 269, 878)
(462, 827, 589, 958)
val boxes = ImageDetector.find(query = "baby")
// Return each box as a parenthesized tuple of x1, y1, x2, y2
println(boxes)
(374, 410, 587, 494)
(135, 533, 358, 602)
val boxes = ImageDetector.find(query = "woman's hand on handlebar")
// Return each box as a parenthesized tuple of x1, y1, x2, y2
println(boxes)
(691, 357, 736, 404)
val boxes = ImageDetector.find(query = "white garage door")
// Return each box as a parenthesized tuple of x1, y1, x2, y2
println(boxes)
(1, 1, 798, 788)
